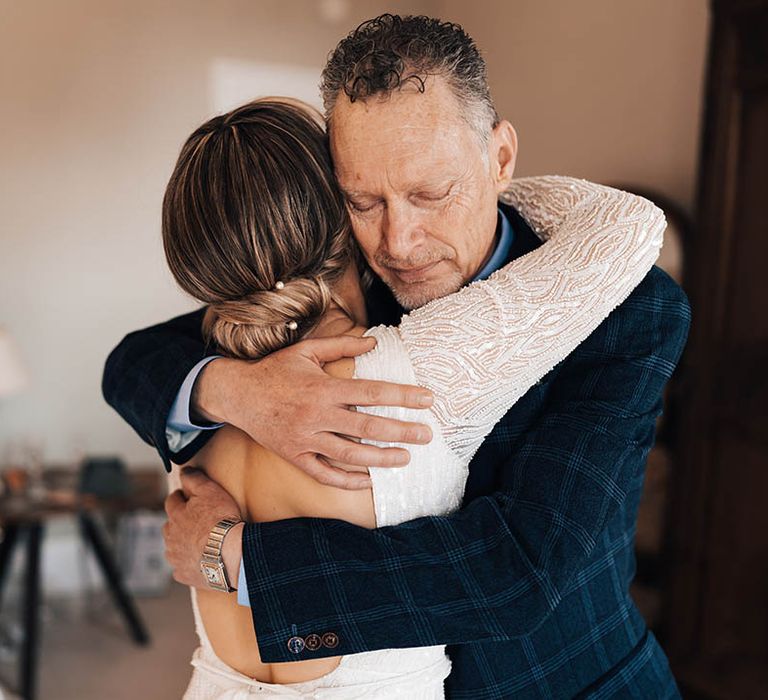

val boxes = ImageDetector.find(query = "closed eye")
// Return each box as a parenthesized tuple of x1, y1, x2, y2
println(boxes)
(412, 187, 452, 204)
(347, 199, 379, 214)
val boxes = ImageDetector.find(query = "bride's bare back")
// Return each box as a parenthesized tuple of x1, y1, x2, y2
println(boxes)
(190, 352, 376, 684)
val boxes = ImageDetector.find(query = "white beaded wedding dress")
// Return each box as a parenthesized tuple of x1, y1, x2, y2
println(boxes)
(182, 176, 665, 699)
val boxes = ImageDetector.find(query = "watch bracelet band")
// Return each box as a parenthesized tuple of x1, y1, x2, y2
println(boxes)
(201, 518, 242, 591)
(203, 518, 241, 558)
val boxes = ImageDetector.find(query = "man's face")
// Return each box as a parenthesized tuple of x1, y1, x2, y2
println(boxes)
(330, 78, 517, 309)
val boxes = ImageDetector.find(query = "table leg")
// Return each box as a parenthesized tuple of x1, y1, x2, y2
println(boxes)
(78, 513, 149, 645)
(0, 523, 20, 614)
(20, 522, 42, 700)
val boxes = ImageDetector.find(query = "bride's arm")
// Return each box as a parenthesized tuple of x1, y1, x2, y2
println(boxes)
(397, 176, 664, 463)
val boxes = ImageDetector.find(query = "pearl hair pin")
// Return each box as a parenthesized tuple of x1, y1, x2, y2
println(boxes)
(275, 282, 296, 330)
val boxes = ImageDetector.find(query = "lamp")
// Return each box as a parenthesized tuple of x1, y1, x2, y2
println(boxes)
(0, 327, 27, 397)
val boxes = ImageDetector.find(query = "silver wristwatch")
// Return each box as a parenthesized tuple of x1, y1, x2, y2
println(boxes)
(200, 518, 241, 592)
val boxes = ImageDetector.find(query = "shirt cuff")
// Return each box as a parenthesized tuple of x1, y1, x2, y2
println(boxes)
(237, 556, 251, 607)
(165, 356, 225, 454)
(167, 356, 224, 432)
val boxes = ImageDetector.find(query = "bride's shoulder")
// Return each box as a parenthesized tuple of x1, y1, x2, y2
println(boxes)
(324, 355, 356, 379)
(353, 325, 417, 384)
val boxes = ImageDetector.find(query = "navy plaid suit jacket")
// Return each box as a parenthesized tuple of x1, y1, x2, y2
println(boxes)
(103, 201, 690, 698)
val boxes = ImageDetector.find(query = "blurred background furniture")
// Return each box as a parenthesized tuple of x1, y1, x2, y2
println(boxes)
(0, 466, 159, 700)
(663, 0, 768, 697)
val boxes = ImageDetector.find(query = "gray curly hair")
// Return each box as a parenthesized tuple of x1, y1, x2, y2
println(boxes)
(320, 14, 500, 148)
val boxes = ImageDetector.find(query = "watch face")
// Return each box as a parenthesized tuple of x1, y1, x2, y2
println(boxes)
(202, 563, 222, 585)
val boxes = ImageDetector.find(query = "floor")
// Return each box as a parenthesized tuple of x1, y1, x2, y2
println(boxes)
(1, 582, 196, 700)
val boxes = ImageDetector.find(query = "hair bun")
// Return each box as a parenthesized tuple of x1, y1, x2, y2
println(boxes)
(203, 277, 331, 360)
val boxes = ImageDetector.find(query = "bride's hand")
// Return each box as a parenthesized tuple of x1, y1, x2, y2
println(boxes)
(190, 335, 434, 490)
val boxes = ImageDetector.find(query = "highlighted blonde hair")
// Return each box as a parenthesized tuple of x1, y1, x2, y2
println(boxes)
(162, 98, 353, 360)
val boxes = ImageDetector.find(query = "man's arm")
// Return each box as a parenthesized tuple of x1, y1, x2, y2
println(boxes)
(103, 308, 211, 470)
(236, 270, 690, 662)
(103, 311, 435, 485)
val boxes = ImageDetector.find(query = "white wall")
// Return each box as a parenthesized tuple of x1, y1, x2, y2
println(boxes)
(0, 0, 709, 469)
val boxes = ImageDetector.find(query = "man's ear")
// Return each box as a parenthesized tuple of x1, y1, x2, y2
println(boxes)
(489, 120, 518, 193)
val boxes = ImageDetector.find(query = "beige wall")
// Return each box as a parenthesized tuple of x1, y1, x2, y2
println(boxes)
(442, 0, 710, 210)
(0, 1, 709, 467)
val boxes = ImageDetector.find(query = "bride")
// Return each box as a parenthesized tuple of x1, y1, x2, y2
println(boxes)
(161, 98, 664, 698)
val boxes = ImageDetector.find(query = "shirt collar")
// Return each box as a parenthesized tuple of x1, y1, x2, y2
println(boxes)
(473, 208, 515, 281)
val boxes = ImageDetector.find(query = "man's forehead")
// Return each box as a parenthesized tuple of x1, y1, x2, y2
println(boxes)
(329, 78, 466, 141)
(330, 109, 469, 166)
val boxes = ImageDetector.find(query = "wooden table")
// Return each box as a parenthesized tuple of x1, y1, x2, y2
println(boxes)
(0, 470, 160, 700)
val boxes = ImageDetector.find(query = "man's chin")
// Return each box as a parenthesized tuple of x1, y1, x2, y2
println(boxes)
(388, 273, 465, 310)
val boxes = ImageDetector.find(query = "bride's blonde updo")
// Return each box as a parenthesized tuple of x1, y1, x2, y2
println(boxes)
(162, 98, 353, 360)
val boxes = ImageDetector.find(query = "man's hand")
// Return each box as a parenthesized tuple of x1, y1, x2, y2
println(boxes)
(164, 468, 243, 589)
(192, 335, 434, 490)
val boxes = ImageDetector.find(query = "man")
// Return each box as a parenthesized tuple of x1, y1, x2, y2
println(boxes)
(104, 15, 690, 698)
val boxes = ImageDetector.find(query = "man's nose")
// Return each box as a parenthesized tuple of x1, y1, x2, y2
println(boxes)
(382, 203, 422, 260)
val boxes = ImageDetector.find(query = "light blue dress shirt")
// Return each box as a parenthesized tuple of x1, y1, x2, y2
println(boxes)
(166, 357, 224, 452)
(164, 209, 514, 603)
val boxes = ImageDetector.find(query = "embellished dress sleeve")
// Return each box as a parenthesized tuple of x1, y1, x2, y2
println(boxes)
(395, 176, 665, 464)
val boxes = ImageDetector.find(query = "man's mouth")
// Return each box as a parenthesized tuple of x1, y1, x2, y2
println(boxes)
(389, 261, 441, 284)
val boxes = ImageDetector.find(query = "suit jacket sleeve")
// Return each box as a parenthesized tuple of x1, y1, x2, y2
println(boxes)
(242, 269, 691, 662)
(102, 307, 217, 470)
